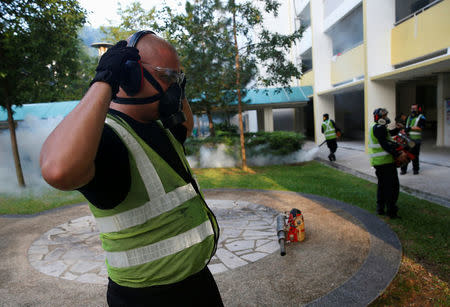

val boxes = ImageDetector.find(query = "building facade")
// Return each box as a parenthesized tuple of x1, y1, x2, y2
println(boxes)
(293, 0, 450, 147)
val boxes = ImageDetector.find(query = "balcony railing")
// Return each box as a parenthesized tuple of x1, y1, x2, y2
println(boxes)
(331, 43, 365, 86)
(391, 0, 450, 66)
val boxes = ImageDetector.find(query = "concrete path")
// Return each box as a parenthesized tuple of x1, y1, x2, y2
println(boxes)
(0, 189, 401, 307)
(309, 140, 450, 208)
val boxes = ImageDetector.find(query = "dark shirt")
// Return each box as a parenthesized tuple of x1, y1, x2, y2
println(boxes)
(77, 109, 189, 209)
(373, 124, 400, 158)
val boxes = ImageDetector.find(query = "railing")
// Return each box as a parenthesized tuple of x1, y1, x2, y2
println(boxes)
(394, 0, 443, 26)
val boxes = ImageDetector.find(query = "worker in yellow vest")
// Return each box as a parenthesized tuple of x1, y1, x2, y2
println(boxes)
(40, 31, 222, 306)
(369, 108, 408, 218)
(400, 104, 426, 175)
(321, 113, 341, 161)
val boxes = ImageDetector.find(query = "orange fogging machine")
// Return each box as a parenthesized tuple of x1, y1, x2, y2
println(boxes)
(276, 208, 305, 256)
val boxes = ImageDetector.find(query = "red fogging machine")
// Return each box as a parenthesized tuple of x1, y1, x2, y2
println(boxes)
(392, 129, 416, 167)
(276, 208, 305, 256)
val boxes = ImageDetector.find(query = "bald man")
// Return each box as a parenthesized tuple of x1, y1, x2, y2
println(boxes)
(40, 31, 223, 306)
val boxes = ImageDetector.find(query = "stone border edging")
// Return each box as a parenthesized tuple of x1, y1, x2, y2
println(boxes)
(204, 189, 402, 307)
(315, 157, 450, 208)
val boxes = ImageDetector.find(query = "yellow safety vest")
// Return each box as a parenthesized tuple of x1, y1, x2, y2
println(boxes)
(368, 122, 395, 166)
(88, 114, 219, 288)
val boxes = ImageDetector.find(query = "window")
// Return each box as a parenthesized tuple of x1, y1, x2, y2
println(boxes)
(327, 5, 363, 56)
(298, 3, 311, 28)
(300, 48, 313, 72)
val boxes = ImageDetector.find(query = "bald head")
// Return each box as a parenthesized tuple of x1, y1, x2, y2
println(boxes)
(111, 33, 181, 122)
(132, 33, 180, 71)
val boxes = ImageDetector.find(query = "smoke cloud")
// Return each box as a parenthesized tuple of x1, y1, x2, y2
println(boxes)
(0, 116, 62, 195)
(186, 143, 319, 168)
(0, 117, 319, 195)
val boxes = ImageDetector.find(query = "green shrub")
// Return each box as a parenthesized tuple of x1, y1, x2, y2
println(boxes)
(186, 130, 304, 157)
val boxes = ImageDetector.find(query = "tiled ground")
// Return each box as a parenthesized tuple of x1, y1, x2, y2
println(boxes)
(28, 199, 280, 284)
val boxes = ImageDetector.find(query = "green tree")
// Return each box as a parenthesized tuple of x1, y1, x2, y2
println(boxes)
(0, 0, 87, 187)
(156, 0, 256, 137)
(100, 2, 158, 42)
(224, 0, 303, 170)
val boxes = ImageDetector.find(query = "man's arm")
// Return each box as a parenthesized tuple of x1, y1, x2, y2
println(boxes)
(40, 83, 112, 190)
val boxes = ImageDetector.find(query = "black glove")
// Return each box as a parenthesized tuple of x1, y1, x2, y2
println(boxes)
(90, 40, 140, 97)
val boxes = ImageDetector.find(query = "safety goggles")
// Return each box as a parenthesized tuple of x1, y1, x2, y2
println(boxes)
(143, 63, 185, 86)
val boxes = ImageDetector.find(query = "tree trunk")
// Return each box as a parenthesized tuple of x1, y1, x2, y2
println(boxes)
(206, 109, 215, 137)
(6, 102, 26, 187)
(232, 8, 248, 171)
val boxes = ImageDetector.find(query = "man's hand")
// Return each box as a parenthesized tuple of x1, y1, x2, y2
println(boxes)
(91, 41, 140, 97)
(397, 151, 409, 165)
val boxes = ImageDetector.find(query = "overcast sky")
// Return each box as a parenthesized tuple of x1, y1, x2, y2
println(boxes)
(78, 0, 185, 28)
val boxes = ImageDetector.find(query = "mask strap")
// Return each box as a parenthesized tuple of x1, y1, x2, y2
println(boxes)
(143, 68, 164, 94)
(113, 95, 163, 105)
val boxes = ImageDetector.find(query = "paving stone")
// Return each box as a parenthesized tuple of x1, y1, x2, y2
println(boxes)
(44, 247, 65, 261)
(225, 240, 255, 252)
(208, 263, 228, 274)
(76, 273, 108, 285)
(241, 252, 268, 262)
(243, 230, 275, 237)
(35, 260, 68, 277)
(215, 249, 248, 269)
(235, 249, 253, 256)
(255, 241, 279, 254)
(71, 261, 102, 274)
(62, 272, 79, 281)
(256, 239, 271, 247)
(28, 245, 48, 255)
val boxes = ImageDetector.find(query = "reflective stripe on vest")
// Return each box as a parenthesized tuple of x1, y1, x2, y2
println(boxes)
(406, 115, 422, 140)
(106, 220, 214, 268)
(95, 183, 197, 233)
(91, 115, 217, 284)
(105, 118, 165, 199)
(322, 120, 336, 140)
(368, 123, 394, 166)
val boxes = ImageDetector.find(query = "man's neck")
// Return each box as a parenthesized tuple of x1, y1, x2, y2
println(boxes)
(110, 102, 158, 123)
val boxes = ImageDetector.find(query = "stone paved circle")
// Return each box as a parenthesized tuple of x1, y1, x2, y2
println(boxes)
(28, 199, 280, 284)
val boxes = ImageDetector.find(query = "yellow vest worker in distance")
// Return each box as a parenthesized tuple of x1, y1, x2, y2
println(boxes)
(321, 113, 341, 161)
(40, 31, 223, 306)
(400, 104, 426, 175)
(368, 108, 408, 219)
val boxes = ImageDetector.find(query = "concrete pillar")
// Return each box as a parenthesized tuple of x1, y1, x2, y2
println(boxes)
(310, 0, 333, 143)
(365, 80, 396, 147)
(315, 95, 335, 143)
(257, 109, 264, 131)
(294, 107, 305, 133)
(264, 107, 274, 132)
(364, 0, 396, 150)
(436, 73, 450, 146)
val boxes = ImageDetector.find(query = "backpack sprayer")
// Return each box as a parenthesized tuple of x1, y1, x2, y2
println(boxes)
(392, 129, 416, 167)
(276, 209, 305, 256)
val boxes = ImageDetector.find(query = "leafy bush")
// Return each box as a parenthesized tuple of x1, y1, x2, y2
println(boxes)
(185, 130, 304, 157)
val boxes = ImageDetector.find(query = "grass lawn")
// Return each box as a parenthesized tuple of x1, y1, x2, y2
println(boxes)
(1, 161, 448, 305)
(0, 188, 85, 215)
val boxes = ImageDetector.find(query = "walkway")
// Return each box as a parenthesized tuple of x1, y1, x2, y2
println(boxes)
(309, 140, 450, 208)
(0, 189, 401, 306)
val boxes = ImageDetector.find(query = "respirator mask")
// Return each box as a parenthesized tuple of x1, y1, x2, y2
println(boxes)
(113, 30, 186, 128)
